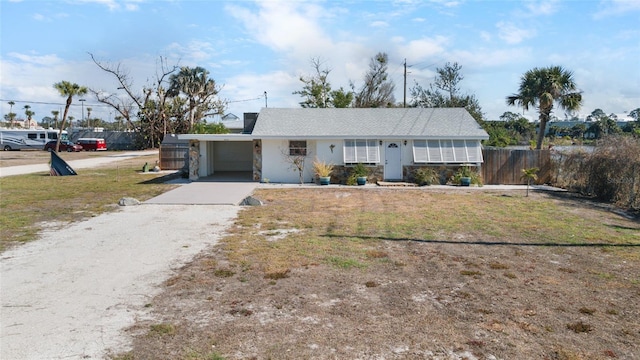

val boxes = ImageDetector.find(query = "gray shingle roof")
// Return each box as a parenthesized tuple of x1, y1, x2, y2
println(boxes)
(251, 108, 489, 139)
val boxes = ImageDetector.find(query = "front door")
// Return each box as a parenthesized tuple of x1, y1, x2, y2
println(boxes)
(384, 142, 402, 180)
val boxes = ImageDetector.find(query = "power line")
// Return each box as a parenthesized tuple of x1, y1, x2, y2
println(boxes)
(0, 99, 109, 108)
(2, 95, 266, 108)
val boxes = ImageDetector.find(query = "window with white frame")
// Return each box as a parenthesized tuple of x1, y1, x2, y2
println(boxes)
(343, 139, 380, 164)
(413, 139, 483, 163)
(289, 140, 307, 156)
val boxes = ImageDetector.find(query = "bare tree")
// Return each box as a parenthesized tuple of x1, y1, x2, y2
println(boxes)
(89, 53, 179, 147)
(353, 52, 396, 108)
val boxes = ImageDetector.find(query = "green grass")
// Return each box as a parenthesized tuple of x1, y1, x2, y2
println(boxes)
(0, 155, 176, 251)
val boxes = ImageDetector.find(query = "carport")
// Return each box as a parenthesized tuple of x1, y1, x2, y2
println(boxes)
(178, 134, 256, 181)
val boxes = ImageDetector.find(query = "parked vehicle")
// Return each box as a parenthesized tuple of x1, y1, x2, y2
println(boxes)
(0, 128, 68, 151)
(43, 140, 83, 152)
(76, 138, 107, 151)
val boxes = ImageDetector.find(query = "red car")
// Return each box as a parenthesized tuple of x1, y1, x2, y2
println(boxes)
(44, 140, 83, 152)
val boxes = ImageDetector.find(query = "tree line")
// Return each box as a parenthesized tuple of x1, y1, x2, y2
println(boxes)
(4, 51, 638, 150)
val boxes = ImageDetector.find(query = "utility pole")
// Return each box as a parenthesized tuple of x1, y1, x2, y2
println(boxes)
(79, 98, 86, 127)
(264, 91, 268, 108)
(403, 59, 410, 108)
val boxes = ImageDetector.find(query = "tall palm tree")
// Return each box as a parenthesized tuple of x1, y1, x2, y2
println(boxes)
(168, 66, 220, 131)
(506, 66, 582, 149)
(86, 107, 92, 128)
(53, 81, 88, 151)
(51, 110, 60, 129)
(23, 105, 35, 128)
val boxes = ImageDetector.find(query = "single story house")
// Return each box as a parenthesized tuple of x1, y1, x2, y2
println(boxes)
(179, 107, 489, 184)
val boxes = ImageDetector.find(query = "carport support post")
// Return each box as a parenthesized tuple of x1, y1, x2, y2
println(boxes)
(189, 140, 200, 181)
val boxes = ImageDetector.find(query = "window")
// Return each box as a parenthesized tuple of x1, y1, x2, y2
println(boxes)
(344, 139, 380, 164)
(27, 133, 37, 140)
(289, 140, 307, 156)
(413, 139, 483, 163)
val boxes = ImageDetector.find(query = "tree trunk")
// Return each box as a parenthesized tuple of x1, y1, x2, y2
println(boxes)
(536, 110, 550, 150)
(57, 97, 72, 152)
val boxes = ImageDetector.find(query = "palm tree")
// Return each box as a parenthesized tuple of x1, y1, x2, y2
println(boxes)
(506, 66, 582, 149)
(23, 105, 35, 128)
(51, 110, 60, 129)
(521, 167, 539, 197)
(85, 107, 92, 128)
(168, 66, 220, 131)
(53, 81, 88, 151)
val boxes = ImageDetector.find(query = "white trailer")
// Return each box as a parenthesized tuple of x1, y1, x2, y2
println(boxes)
(0, 128, 68, 151)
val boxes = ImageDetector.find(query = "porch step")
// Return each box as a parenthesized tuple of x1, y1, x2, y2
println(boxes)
(376, 181, 417, 187)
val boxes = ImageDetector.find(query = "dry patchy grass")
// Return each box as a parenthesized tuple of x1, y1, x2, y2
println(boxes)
(0, 153, 176, 251)
(118, 188, 640, 360)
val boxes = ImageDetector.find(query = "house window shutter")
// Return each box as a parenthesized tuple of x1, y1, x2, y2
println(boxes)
(414, 139, 483, 163)
(367, 140, 380, 162)
(343, 139, 379, 163)
(466, 140, 483, 162)
(441, 140, 455, 162)
(344, 140, 356, 163)
(427, 140, 441, 162)
(355, 139, 367, 161)
(413, 140, 428, 163)
(452, 140, 467, 162)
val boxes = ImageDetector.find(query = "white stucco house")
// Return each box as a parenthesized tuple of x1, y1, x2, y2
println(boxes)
(179, 107, 489, 184)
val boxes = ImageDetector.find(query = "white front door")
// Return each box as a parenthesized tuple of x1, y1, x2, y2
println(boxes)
(384, 142, 402, 180)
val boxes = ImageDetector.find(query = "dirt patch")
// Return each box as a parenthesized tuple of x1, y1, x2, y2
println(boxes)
(116, 189, 640, 360)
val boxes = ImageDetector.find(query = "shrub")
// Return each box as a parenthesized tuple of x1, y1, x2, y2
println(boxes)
(413, 167, 439, 186)
(451, 165, 483, 186)
(553, 136, 640, 209)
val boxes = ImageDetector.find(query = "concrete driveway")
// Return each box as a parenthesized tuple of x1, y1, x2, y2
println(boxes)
(145, 181, 259, 205)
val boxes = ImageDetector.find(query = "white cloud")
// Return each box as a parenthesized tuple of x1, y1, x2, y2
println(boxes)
(450, 47, 533, 69)
(226, 1, 334, 60)
(593, 0, 640, 19)
(165, 40, 215, 63)
(371, 21, 389, 28)
(394, 36, 448, 61)
(525, 0, 559, 16)
(496, 21, 536, 44)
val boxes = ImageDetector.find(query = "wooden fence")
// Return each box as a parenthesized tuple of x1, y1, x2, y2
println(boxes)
(159, 143, 189, 171)
(482, 148, 552, 185)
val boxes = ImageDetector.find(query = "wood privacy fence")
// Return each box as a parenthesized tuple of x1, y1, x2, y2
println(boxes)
(159, 143, 189, 170)
(482, 148, 552, 185)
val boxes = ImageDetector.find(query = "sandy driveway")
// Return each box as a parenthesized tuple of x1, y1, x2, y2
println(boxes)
(1, 204, 240, 359)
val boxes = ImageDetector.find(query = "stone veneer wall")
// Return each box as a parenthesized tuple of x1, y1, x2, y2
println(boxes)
(253, 139, 262, 181)
(403, 165, 477, 185)
(329, 165, 384, 184)
(188, 140, 200, 181)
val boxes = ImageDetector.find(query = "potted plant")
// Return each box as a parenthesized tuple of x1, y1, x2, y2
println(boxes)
(313, 158, 334, 185)
(349, 163, 369, 185)
(453, 164, 480, 186)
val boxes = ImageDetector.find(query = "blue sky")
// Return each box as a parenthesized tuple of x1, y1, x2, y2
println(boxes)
(1, 0, 639, 125)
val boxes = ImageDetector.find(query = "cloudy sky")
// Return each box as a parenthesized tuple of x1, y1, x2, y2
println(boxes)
(1, 0, 638, 125)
